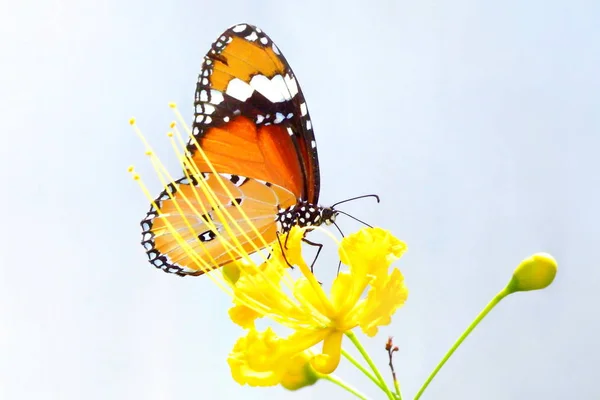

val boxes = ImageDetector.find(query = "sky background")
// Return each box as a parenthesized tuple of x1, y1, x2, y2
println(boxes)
(1, 0, 599, 399)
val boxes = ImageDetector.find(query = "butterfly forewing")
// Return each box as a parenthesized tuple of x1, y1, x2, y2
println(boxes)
(189, 23, 320, 203)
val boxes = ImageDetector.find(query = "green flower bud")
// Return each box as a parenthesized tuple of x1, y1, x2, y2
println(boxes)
(506, 253, 557, 293)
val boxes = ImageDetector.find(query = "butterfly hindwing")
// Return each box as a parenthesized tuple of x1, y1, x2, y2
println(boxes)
(141, 173, 297, 276)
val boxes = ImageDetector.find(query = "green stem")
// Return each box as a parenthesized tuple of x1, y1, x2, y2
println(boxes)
(414, 287, 510, 400)
(321, 374, 369, 399)
(393, 376, 401, 400)
(342, 348, 385, 390)
(346, 331, 395, 400)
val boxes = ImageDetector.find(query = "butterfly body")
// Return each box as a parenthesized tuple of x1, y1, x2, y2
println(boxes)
(141, 23, 332, 276)
(276, 201, 337, 233)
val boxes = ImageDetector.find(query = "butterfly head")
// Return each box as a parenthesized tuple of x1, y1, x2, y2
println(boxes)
(320, 206, 338, 226)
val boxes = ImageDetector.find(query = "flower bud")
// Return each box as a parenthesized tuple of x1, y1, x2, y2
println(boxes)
(507, 253, 557, 293)
(280, 351, 320, 391)
(222, 261, 242, 285)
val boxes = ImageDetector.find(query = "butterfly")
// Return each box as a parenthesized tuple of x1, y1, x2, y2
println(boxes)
(141, 23, 341, 276)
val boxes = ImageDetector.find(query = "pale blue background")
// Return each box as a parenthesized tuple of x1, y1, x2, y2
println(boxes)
(1, 0, 598, 399)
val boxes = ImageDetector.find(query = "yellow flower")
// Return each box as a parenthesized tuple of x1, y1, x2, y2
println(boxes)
(129, 113, 408, 389)
(228, 226, 408, 380)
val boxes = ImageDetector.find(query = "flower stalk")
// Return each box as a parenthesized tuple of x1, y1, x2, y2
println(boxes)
(414, 253, 558, 400)
(347, 331, 395, 400)
(321, 374, 369, 400)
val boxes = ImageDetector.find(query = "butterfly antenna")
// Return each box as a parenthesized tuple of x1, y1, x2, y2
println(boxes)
(332, 220, 345, 238)
(334, 210, 374, 228)
(331, 194, 380, 209)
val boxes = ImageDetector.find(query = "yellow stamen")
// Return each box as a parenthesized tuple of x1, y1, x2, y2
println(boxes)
(130, 112, 303, 314)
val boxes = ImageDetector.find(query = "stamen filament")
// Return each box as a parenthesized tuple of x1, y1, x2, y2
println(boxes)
(171, 105, 273, 254)
(132, 115, 306, 315)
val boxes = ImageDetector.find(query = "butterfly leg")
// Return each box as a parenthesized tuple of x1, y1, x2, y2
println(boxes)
(331, 221, 344, 275)
(275, 231, 294, 269)
(284, 228, 292, 249)
(301, 238, 323, 274)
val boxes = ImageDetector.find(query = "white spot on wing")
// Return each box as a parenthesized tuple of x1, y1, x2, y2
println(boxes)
(284, 74, 299, 98)
(199, 90, 208, 102)
(274, 112, 285, 124)
(246, 31, 258, 41)
(232, 24, 246, 33)
(203, 104, 215, 114)
(226, 78, 254, 101)
(300, 102, 307, 116)
(272, 43, 280, 54)
(260, 37, 268, 45)
(235, 176, 249, 186)
(311, 140, 316, 149)
(306, 120, 312, 130)
(249, 74, 290, 103)
(286, 127, 294, 136)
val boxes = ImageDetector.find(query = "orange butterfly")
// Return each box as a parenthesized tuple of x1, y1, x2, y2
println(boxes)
(141, 23, 345, 276)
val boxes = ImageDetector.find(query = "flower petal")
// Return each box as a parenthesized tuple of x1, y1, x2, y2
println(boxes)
(339, 227, 407, 287)
(293, 277, 331, 323)
(228, 304, 259, 329)
(357, 268, 408, 337)
(311, 330, 343, 374)
(228, 327, 288, 386)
